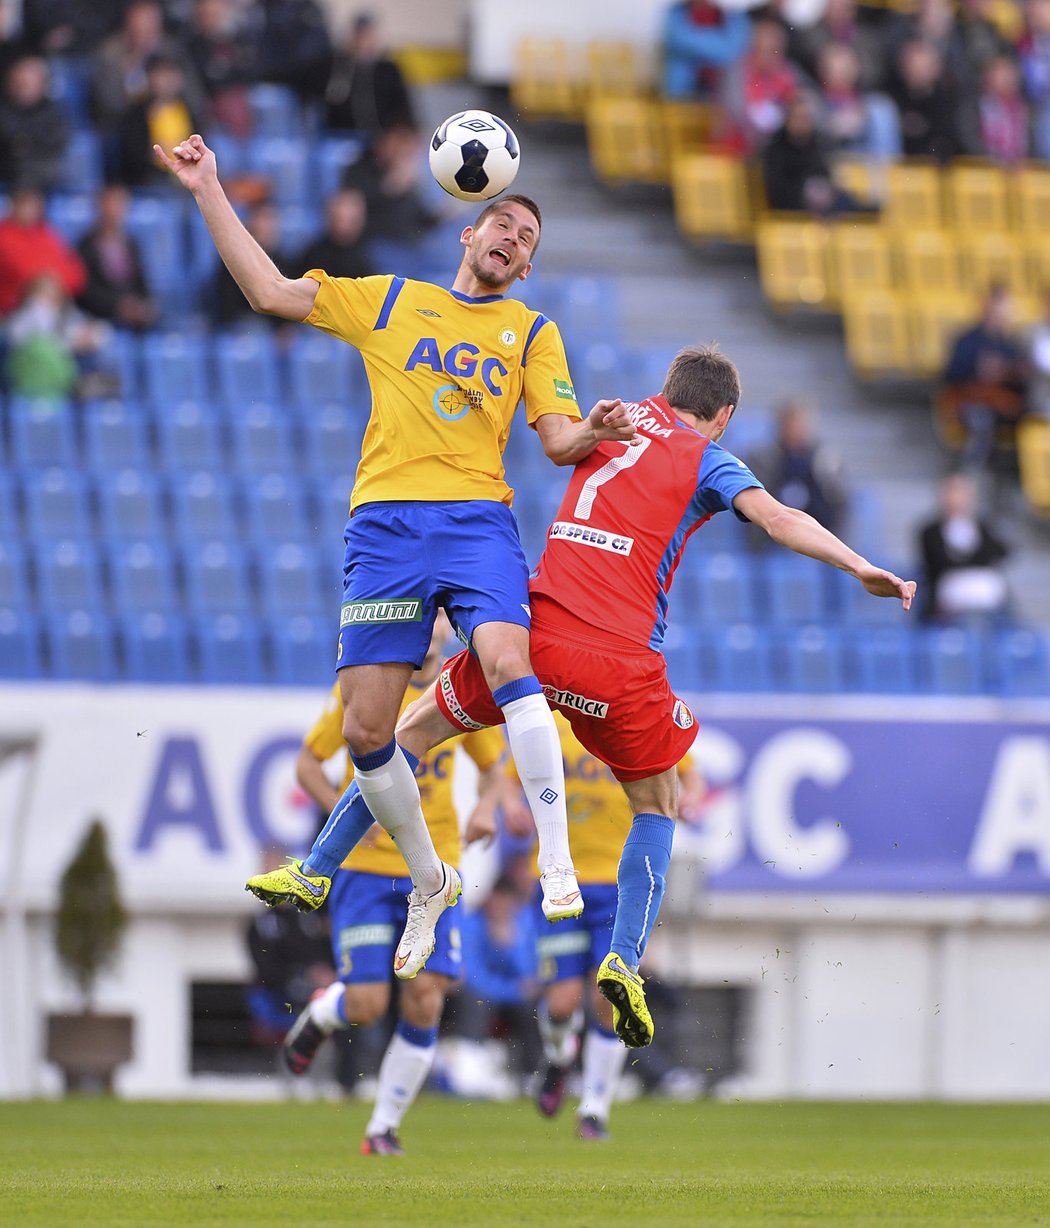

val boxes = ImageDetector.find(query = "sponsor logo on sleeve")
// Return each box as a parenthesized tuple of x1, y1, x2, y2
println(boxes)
(542, 684, 609, 719)
(672, 699, 695, 730)
(439, 667, 487, 731)
(548, 521, 634, 556)
(340, 599, 423, 626)
(553, 378, 577, 402)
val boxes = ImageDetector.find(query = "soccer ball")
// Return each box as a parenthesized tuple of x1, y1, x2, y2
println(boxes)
(428, 109, 520, 202)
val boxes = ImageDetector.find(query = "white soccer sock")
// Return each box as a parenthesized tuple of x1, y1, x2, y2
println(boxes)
(366, 1032, 437, 1136)
(353, 747, 443, 895)
(538, 1003, 584, 1067)
(309, 981, 347, 1034)
(578, 1028, 628, 1124)
(501, 693, 573, 872)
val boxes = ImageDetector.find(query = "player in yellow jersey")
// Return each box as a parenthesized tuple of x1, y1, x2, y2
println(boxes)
(504, 713, 703, 1140)
(280, 614, 506, 1157)
(156, 134, 638, 973)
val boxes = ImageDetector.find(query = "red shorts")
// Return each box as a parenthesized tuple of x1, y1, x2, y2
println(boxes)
(436, 610, 698, 783)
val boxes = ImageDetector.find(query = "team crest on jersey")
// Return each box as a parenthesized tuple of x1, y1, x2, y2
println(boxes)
(498, 327, 517, 348)
(672, 699, 695, 730)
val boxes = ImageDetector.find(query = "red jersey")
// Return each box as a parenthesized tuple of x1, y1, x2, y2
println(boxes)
(528, 395, 762, 651)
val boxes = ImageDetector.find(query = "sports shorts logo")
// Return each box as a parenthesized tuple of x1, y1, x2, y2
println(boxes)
(340, 923, 395, 948)
(553, 378, 577, 402)
(340, 599, 422, 626)
(439, 667, 487, 731)
(542, 684, 609, 719)
(548, 521, 634, 556)
(672, 699, 695, 730)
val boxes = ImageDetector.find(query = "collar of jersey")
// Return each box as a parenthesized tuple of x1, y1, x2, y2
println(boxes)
(449, 289, 505, 304)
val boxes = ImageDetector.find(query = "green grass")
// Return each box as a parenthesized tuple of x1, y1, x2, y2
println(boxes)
(3, 1098, 1050, 1227)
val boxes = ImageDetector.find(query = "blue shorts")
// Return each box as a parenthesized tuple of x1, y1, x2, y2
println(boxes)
(327, 869, 462, 983)
(335, 500, 531, 669)
(534, 882, 619, 984)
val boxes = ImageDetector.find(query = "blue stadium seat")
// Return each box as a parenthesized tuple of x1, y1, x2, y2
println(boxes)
(660, 630, 705, 693)
(838, 560, 914, 624)
(247, 135, 311, 205)
(58, 130, 103, 193)
(773, 625, 846, 693)
(83, 399, 151, 471)
(278, 203, 323, 259)
(990, 626, 1050, 697)
(35, 539, 105, 611)
(45, 608, 117, 679)
(242, 472, 313, 544)
(46, 193, 96, 244)
(511, 486, 560, 566)
(844, 625, 917, 693)
(762, 554, 833, 624)
(0, 541, 30, 609)
(257, 542, 328, 617)
(49, 57, 93, 130)
(557, 276, 623, 348)
(691, 507, 747, 554)
(119, 610, 192, 682)
(0, 607, 43, 677)
(21, 469, 92, 541)
(249, 83, 303, 137)
(227, 402, 295, 473)
(712, 622, 773, 691)
(194, 612, 264, 683)
(94, 329, 143, 402)
(914, 626, 984, 694)
(8, 398, 76, 467)
(126, 195, 188, 306)
(570, 341, 638, 414)
(214, 330, 282, 410)
(287, 330, 369, 414)
(96, 469, 166, 543)
(169, 471, 240, 542)
(182, 539, 253, 615)
(142, 332, 211, 410)
(108, 540, 180, 616)
(315, 134, 367, 198)
(268, 614, 334, 686)
(0, 474, 17, 538)
(154, 401, 225, 472)
(312, 481, 353, 546)
(691, 552, 758, 623)
(301, 400, 367, 481)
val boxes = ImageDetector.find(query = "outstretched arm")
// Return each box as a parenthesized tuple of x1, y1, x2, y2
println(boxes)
(534, 399, 638, 465)
(734, 487, 916, 608)
(153, 134, 319, 321)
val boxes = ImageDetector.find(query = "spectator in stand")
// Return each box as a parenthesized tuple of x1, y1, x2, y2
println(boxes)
(212, 200, 286, 327)
(75, 184, 157, 331)
(22, 0, 123, 58)
(0, 187, 85, 318)
(942, 285, 1028, 471)
(977, 53, 1031, 163)
(956, 0, 1017, 86)
(917, 471, 1011, 624)
(812, 42, 902, 160)
(186, 0, 261, 139)
(762, 94, 869, 216)
(0, 53, 70, 192)
(887, 38, 965, 161)
(661, 0, 751, 102)
(721, 15, 798, 155)
(788, 0, 887, 93)
(746, 397, 850, 541)
(1020, 0, 1050, 159)
(291, 188, 373, 281)
(324, 12, 415, 138)
(342, 124, 445, 245)
(257, 0, 332, 106)
(5, 273, 114, 398)
(116, 53, 202, 188)
(884, 0, 974, 95)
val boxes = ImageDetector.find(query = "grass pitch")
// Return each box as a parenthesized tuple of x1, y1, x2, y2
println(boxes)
(3, 1097, 1050, 1227)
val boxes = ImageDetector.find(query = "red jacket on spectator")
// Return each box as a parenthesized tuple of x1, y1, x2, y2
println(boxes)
(0, 206, 86, 316)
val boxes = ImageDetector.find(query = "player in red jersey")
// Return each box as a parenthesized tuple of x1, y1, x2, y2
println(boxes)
(393, 343, 916, 1048)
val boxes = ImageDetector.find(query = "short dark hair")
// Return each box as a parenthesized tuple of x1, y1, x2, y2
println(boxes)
(661, 344, 741, 421)
(473, 193, 542, 235)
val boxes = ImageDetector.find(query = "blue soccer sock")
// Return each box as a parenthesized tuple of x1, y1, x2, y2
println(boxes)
(303, 748, 421, 878)
(609, 813, 675, 970)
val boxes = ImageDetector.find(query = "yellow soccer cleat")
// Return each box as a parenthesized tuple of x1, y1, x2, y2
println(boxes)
(596, 952, 654, 1049)
(245, 859, 331, 912)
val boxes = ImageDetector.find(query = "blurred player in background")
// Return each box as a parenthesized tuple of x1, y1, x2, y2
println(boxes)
(504, 712, 704, 1141)
(281, 613, 506, 1157)
(155, 134, 637, 972)
(400, 344, 916, 1049)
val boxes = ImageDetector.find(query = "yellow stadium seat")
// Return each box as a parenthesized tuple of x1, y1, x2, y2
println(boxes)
(895, 228, 963, 298)
(586, 96, 667, 185)
(671, 152, 753, 242)
(585, 40, 649, 98)
(755, 217, 831, 310)
(1014, 164, 1050, 238)
(961, 231, 1032, 296)
(884, 161, 944, 230)
(662, 100, 716, 158)
(510, 38, 584, 122)
(841, 289, 910, 378)
(908, 292, 981, 379)
(1028, 242, 1050, 295)
(829, 221, 894, 303)
(831, 157, 882, 206)
(947, 162, 1012, 232)
(1018, 418, 1050, 514)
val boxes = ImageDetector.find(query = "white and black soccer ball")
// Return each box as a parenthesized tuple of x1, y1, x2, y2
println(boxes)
(428, 109, 520, 202)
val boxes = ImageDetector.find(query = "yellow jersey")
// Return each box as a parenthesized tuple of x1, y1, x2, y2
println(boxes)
(303, 272, 580, 510)
(302, 678, 506, 878)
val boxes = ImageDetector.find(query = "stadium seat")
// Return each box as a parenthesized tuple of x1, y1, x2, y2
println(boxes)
(169, 471, 240, 542)
(660, 631, 705, 693)
(82, 399, 151, 471)
(257, 542, 328, 618)
(557, 277, 624, 348)
(946, 162, 1012, 233)
(312, 481, 354, 546)
(248, 83, 303, 137)
(691, 553, 758, 624)
(0, 474, 16, 539)
(914, 626, 983, 693)
(45, 608, 117, 680)
(214, 331, 282, 410)
(57, 129, 103, 193)
(8, 398, 77, 468)
(119, 610, 193, 683)
(711, 622, 774, 692)
(0, 541, 30, 609)
(884, 160, 944, 230)
(586, 40, 649, 98)
(142, 333, 212, 410)
(241, 472, 314, 545)
(108, 540, 180, 616)
(96, 469, 167, 543)
(0, 607, 43, 677)
(772, 625, 846, 693)
(1013, 163, 1050, 236)
(21, 469, 92, 541)
(315, 135, 367, 199)
(35, 539, 106, 611)
(154, 401, 225, 472)
(762, 555, 833, 624)
(586, 96, 667, 185)
(844, 625, 917, 693)
(227, 402, 296, 474)
(247, 135, 311, 205)
(46, 193, 96, 244)
(300, 402, 367, 484)
(182, 540, 253, 616)
(194, 612, 264, 683)
(895, 229, 964, 299)
(960, 232, 1031, 298)
(287, 331, 369, 414)
(755, 217, 830, 310)
(907, 292, 981, 379)
(278, 203, 324, 260)
(267, 614, 335, 686)
(1017, 418, 1050, 515)
(570, 341, 637, 413)
(94, 328, 143, 402)
(828, 221, 894, 302)
(841, 289, 910, 379)
(126, 196, 190, 315)
(510, 37, 584, 122)
(990, 626, 1050, 697)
